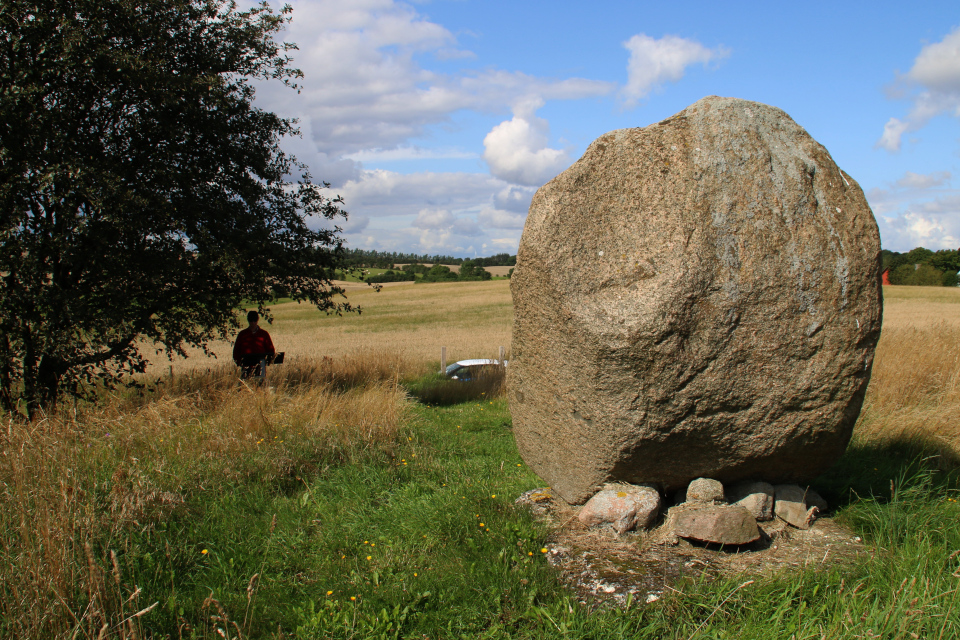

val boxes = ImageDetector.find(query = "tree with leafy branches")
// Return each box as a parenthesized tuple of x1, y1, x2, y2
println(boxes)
(0, 0, 357, 418)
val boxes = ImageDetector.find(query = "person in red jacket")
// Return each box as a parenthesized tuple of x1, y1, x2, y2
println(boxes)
(233, 310, 276, 380)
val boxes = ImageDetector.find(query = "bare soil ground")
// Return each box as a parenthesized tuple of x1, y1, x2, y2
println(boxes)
(518, 488, 867, 606)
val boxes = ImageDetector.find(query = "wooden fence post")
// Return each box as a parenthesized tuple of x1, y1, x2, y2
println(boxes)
(499, 346, 505, 362)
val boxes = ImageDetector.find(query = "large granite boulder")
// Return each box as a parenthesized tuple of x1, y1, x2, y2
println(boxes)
(509, 96, 883, 505)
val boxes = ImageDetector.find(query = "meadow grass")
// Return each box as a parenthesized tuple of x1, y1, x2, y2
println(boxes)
(3, 284, 960, 638)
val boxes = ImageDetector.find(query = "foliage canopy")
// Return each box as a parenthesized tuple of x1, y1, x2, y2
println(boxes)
(0, 0, 355, 418)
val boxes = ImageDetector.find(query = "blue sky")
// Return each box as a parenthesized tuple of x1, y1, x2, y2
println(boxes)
(255, 0, 960, 256)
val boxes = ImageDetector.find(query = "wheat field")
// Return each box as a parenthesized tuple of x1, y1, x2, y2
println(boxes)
(153, 280, 960, 449)
(157, 279, 515, 376)
(856, 285, 960, 449)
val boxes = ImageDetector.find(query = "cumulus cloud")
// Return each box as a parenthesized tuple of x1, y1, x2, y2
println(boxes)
(414, 208, 455, 229)
(880, 208, 960, 252)
(344, 147, 478, 162)
(867, 171, 960, 251)
(246, 1, 616, 254)
(337, 169, 505, 217)
(895, 170, 952, 189)
(255, 1, 612, 161)
(876, 118, 911, 153)
(621, 34, 729, 107)
(482, 98, 570, 186)
(493, 185, 536, 213)
(478, 207, 526, 230)
(877, 26, 960, 152)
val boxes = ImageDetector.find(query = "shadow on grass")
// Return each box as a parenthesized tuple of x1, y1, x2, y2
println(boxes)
(813, 433, 960, 510)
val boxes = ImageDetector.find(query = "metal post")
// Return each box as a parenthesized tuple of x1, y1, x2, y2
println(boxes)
(440, 346, 447, 374)
(499, 345, 505, 362)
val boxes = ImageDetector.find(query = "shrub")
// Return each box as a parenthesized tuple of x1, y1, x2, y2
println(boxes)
(889, 263, 946, 286)
(365, 270, 415, 283)
(406, 367, 506, 405)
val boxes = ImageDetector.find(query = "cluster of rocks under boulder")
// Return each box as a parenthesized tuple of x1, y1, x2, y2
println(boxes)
(576, 478, 828, 545)
(517, 484, 863, 606)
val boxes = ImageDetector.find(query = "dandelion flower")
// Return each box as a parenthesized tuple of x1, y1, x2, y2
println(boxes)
(350, 596, 356, 601)
(414, 572, 418, 577)
(201, 549, 208, 555)
(370, 543, 375, 547)
(491, 494, 496, 498)
(366, 555, 372, 560)
(528, 552, 533, 556)
(479, 523, 485, 527)
(327, 590, 333, 596)
(540, 548, 548, 553)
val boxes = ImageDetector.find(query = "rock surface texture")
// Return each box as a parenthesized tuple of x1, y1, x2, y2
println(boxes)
(670, 504, 761, 545)
(729, 481, 775, 521)
(686, 478, 725, 503)
(577, 484, 661, 534)
(509, 96, 883, 504)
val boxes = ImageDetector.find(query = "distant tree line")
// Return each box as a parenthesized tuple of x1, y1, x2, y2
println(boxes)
(342, 249, 516, 269)
(882, 248, 960, 287)
(365, 260, 496, 284)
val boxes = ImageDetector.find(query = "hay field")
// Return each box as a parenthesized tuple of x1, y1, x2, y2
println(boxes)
(159, 279, 514, 376)
(157, 282, 960, 451)
(857, 285, 960, 449)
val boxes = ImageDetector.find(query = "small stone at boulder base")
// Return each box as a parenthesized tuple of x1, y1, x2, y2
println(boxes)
(728, 481, 775, 521)
(515, 487, 555, 518)
(578, 484, 661, 534)
(686, 478, 725, 503)
(508, 96, 883, 504)
(774, 484, 818, 529)
(671, 504, 761, 545)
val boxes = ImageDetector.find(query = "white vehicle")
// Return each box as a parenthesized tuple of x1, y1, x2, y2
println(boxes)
(444, 359, 507, 381)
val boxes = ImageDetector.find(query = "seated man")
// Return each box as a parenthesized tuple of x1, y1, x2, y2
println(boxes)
(233, 310, 276, 381)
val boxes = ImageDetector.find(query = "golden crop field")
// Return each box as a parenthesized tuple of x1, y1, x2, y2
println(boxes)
(160, 279, 514, 376)
(179, 280, 952, 451)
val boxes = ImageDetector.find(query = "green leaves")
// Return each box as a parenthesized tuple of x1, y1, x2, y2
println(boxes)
(0, 0, 355, 417)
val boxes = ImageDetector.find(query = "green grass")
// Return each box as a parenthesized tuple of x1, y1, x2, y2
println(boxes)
(53, 416, 960, 635)
(6, 372, 960, 638)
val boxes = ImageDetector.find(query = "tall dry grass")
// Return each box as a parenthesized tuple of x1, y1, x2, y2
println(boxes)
(853, 286, 960, 451)
(0, 353, 412, 639)
(855, 322, 960, 451)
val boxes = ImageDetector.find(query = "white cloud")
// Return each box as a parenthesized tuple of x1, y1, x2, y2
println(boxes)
(621, 34, 729, 107)
(247, 1, 617, 255)
(876, 117, 910, 152)
(344, 147, 478, 162)
(414, 208, 455, 229)
(337, 169, 505, 217)
(909, 28, 960, 91)
(256, 1, 612, 162)
(894, 170, 952, 189)
(867, 171, 960, 250)
(880, 209, 960, 252)
(493, 184, 536, 213)
(340, 214, 370, 233)
(478, 207, 526, 230)
(878, 26, 960, 152)
(482, 98, 570, 186)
